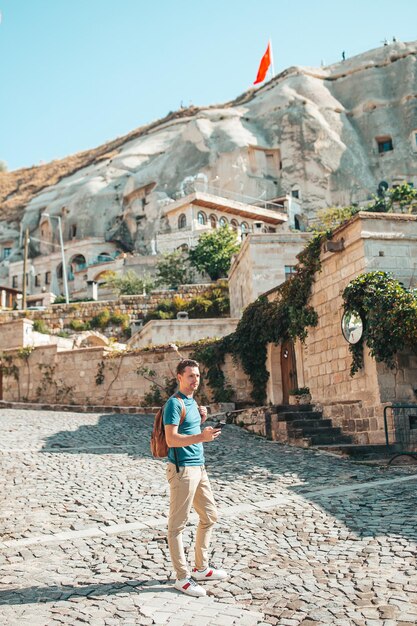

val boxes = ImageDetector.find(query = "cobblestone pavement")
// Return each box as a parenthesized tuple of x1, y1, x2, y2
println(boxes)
(1, 409, 417, 626)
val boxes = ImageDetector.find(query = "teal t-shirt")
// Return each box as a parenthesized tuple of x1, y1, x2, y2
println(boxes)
(163, 392, 205, 467)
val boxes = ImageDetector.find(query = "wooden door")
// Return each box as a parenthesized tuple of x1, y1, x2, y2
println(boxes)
(281, 339, 298, 404)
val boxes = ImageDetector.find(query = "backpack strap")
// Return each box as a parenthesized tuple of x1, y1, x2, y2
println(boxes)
(172, 393, 187, 473)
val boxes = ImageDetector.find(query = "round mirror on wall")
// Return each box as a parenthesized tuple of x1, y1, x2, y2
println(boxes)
(341, 310, 364, 344)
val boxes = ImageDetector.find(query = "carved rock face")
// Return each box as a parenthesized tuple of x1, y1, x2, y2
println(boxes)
(1, 41, 417, 264)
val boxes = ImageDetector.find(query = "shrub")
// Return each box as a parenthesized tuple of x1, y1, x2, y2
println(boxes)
(69, 319, 91, 331)
(109, 312, 130, 329)
(33, 320, 50, 334)
(90, 309, 111, 329)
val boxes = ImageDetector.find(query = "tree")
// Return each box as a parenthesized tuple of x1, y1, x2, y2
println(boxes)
(156, 250, 193, 288)
(188, 225, 240, 280)
(103, 270, 155, 295)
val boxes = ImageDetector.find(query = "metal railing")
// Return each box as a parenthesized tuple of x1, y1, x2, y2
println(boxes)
(174, 181, 286, 213)
(383, 403, 417, 465)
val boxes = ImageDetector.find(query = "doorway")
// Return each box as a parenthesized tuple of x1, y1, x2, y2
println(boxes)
(281, 339, 298, 404)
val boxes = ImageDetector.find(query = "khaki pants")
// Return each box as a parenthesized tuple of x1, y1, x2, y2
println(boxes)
(166, 463, 218, 580)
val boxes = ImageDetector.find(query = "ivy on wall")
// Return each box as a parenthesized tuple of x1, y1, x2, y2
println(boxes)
(193, 231, 331, 404)
(342, 271, 417, 375)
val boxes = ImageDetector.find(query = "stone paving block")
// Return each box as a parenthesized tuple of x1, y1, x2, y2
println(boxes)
(1, 409, 417, 626)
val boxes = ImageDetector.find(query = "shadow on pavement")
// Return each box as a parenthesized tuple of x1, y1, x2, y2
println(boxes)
(40, 414, 417, 544)
(0, 578, 175, 605)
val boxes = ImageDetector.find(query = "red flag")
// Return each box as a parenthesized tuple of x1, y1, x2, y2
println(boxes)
(254, 42, 271, 85)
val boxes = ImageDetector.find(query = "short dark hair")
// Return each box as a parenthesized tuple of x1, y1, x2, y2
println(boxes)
(176, 359, 200, 376)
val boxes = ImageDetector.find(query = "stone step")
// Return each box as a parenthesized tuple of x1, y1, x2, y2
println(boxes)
(287, 418, 333, 431)
(288, 425, 343, 438)
(307, 432, 353, 446)
(276, 410, 324, 422)
(274, 404, 314, 413)
(313, 443, 400, 459)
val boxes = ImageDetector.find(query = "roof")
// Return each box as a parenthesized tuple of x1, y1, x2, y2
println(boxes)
(0, 285, 22, 294)
(163, 192, 287, 225)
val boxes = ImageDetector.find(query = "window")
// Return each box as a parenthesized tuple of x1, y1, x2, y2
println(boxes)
(230, 219, 239, 232)
(197, 211, 207, 225)
(209, 214, 217, 229)
(12, 275, 18, 288)
(219, 216, 228, 227)
(291, 189, 300, 199)
(35, 274, 41, 287)
(285, 265, 297, 280)
(248, 146, 281, 177)
(45, 271, 51, 285)
(69, 224, 77, 239)
(3, 247, 11, 259)
(376, 136, 393, 154)
(241, 222, 249, 234)
(178, 214, 187, 229)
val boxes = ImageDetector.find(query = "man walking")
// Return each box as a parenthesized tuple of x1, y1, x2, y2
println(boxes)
(164, 358, 228, 597)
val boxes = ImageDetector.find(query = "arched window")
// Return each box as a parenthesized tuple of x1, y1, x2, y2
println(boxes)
(230, 219, 239, 232)
(197, 211, 207, 225)
(209, 214, 217, 229)
(219, 216, 228, 227)
(178, 214, 187, 229)
(70, 254, 87, 272)
(241, 222, 249, 234)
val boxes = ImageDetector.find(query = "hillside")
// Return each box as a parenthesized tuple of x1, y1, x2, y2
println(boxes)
(1, 40, 416, 259)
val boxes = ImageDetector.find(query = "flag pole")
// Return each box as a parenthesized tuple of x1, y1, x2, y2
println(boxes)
(269, 38, 275, 78)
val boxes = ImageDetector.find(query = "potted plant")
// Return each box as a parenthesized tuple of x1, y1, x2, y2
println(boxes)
(289, 387, 311, 405)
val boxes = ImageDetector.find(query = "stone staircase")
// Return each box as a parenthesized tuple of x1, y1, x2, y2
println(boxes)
(270, 404, 353, 448)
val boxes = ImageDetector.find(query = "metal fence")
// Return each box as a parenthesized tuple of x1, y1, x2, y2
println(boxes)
(383, 403, 417, 464)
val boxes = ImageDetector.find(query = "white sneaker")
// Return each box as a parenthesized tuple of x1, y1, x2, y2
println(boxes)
(192, 565, 228, 581)
(174, 576, 207, 597)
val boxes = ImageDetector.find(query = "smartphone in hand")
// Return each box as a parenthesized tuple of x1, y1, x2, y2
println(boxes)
(214, 421, 226, 429)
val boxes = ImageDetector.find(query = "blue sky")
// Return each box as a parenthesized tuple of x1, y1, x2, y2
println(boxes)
(1, 0, 417, 171)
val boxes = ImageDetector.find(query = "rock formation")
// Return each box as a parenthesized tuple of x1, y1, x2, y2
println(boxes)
(1, 40, 417, 271)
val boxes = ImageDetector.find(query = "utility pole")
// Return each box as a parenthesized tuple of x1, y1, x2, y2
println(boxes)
(22, 227, 29, 309)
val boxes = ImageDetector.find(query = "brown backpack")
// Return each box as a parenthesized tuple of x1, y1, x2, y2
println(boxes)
(150, 393, 186, 458)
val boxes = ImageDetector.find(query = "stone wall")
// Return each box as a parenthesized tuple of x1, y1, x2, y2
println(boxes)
(0, 285, 212, 331)
(129, 318, 238, 348)
(0, 319, 33, 350)
(299, 213, 417, 444)
(0, 319, 73, 352)
(0, 342, 253, 406)
(229, 232, 309, 318)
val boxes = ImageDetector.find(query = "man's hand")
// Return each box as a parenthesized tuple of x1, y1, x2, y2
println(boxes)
(201, 426, 221, 442)
(199, 406, 208, 423)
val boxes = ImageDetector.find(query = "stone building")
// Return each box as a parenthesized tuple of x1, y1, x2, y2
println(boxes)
(156, 190, 288, 254)
(228, 231, 310, 318)
(265, 212, 417, 444)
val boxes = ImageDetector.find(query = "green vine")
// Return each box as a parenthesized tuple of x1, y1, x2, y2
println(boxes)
(0, 353, 21, 400)
(342, 271, 417, 375)
(192, 338, 234, 402)
(193, 232, 331, 404)
(95, 360, 105, 385)
(36, 363, 75, 403)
